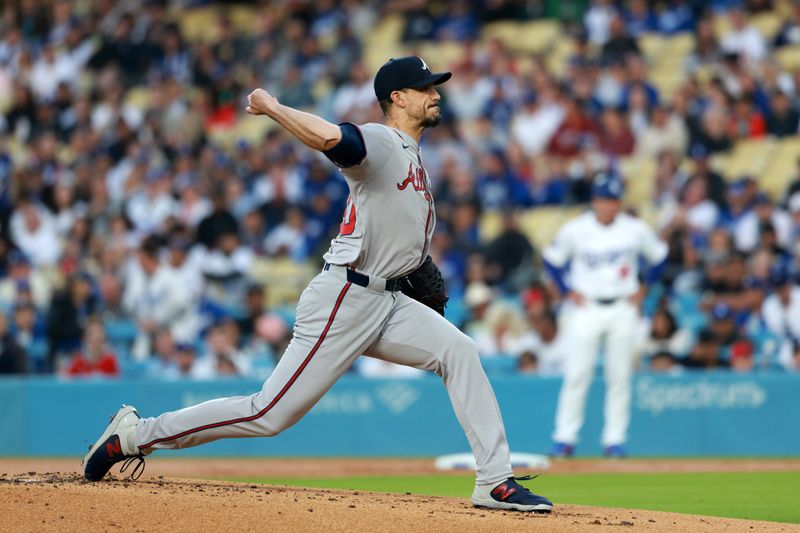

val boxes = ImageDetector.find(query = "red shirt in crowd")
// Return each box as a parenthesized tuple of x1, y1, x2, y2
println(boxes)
(66, 352, 120, 377)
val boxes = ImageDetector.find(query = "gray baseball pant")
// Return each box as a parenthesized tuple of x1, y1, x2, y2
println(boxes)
(135, 267, 513, 485)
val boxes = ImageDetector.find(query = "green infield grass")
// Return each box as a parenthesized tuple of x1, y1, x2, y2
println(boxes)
(226, 471, 800, 524)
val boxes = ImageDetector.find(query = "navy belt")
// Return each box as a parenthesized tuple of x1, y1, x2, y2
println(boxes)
(595, 298, 619, 305)
(323, 263, 402, 292)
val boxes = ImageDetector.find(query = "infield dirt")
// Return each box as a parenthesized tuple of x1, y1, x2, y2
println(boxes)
(1, 458, 799, 532)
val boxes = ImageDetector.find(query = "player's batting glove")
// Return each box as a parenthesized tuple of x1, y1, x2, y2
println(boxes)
(398, 255, 449, 316)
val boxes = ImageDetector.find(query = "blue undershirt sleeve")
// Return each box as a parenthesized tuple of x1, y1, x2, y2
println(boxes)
(543, 259, 570, 295)
(323, 122, 367, 168)
(645, 257, 667, 285)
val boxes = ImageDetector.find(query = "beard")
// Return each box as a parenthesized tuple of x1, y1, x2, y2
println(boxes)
(421, 110, 442, 129)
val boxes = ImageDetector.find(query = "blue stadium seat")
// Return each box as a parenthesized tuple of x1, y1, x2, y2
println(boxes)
(480, 356, 518, 375)
(104, 320, 138, 346)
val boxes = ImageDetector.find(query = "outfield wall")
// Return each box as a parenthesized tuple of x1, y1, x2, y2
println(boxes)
(1, 373, 798, 457)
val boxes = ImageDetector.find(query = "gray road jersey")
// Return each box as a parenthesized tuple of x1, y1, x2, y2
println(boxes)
(323, 123, 436, 279)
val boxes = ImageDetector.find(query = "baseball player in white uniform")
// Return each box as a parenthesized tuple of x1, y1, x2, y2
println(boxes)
(543, 174, 667, 458)
(83, 56, 552, 512)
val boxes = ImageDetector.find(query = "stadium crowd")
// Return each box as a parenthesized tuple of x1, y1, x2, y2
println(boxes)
(0, 0, 799, 379)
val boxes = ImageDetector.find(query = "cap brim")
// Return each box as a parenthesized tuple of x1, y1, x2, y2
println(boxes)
(408, 71, 452, 89)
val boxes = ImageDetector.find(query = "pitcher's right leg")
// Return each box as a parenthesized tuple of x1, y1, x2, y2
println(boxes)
(135, 276, 392, 453)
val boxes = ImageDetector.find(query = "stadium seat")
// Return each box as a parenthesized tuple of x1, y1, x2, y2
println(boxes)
(119, 358, 149, 380)
(364, 40, 410, 77)
(638, 33, 666, 63)
(228, 5, 258, 36)
(759, 137, 800, 198)
(124, 86, 151, 111)
(516, 20, 560, 54)
(648, 66, 687, 102)
(776, 44, 800, 71)
(619, 156, 657, 208)
(179, 6, 221, 43)
(721, 138, 775, 182)
(480, 21, 519, 49)
(105, 319, 138, 346)
(479, 356, 518, 375)
(417, 41, 465, 71)
(250, 258, 318, 308)
(751, 12, 783, 41)
(546, 38, 577, 78)
(480, 208, 577, 251)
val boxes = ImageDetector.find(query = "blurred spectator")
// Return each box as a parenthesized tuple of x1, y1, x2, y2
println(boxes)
(761, 266, 800, 370)
(515, 310, 567, 376)
(64, 319, 119, 378)
(728, 96, 766, 140)
(263, 207, 310, 261)
(682, 303, 753, 369)
(475, 151, 530, 211)
(635, 106, 688, 157)
(0, 251, 52, 311)
(774, 2, 800, 47)
(688, 144, 728, 209)
(192, 322, 251, 379)
(601, 15, 640, 64)
(46, 272, 95, 364)
(623, 0, 657, 37)
(720, 8, 767, 64)
(146, 329, 182, 380)
(0, 1, 797, 379)
(598, 107, 635, 156)
(10, 302, 46, 370)
(657, 0, 694, 34)
(462, 281, 494, 339)
(511, 90, 565, 157)
(0, 312, 26, 374)
(471, 302, 528, 358)
(516, 351, 539, 374)
(196, 189, 239, 249)
(10, 196, 62, 267)
(638, 306, 693, 360)
(734, 194, 792, 253)
(584, 0, 617, 46)
(484, 212, 534, 286)
(647, 351, 681, 373)
(248, 312, 291, 362)
(766, 91, 799, 137)
(123, 236, 199, 360)
(235, 283, 267, 342)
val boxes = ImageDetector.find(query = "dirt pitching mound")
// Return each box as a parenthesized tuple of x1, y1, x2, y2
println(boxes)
(1, 472, 797, 533)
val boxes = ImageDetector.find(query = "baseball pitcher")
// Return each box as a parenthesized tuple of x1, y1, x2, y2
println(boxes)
(82, 57, 552, 512)
(543, 174, 667, 458)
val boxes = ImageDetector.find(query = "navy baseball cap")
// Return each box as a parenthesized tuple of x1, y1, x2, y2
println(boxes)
(711, 303, 734, 321)
(374, 56, 451, 102)
(592, 173, 624, 200)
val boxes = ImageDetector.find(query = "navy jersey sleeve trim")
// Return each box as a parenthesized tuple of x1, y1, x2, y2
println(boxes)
(644, 257, 667, 285)
(323, 122, 367, 168)
(543, 259, 570, 295)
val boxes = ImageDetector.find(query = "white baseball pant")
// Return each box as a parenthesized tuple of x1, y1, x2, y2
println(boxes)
(552, 299, 638, 447)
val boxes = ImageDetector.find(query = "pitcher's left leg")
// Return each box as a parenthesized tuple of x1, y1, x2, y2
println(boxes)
(601, 302, 639, 448)
(365, 294, 512, 485)
(364, 294, 552, 512)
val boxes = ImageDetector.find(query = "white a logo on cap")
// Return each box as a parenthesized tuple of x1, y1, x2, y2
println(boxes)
(419, 57, 430, 71)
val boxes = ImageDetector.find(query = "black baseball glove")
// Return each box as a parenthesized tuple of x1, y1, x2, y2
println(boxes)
(398, 255, 449, 316)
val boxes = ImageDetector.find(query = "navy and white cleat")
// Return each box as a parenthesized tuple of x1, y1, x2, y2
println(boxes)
(603, 444, 628, 459)
(471, 475, 553, 512)
(549, 442, 575, 458)
(83, 405, 145, 481)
